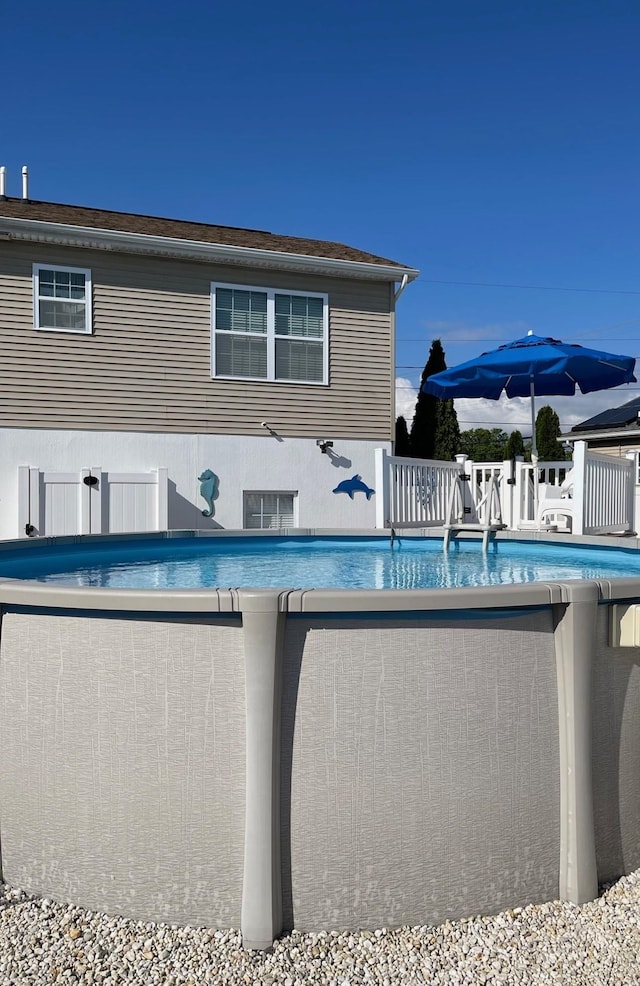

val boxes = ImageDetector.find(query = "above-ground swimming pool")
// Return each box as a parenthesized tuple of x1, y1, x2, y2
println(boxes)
(2, 531, 640, 589)
(1, 528, 640, 949)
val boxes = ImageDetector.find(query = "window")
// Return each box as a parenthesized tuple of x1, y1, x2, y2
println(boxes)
(212, 283, 328, 384)
(33, 264, 92, 334)
(244, 491, 297, 529)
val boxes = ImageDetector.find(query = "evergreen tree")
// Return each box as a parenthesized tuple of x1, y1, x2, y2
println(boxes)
(535, 405, 566, 460)
(409, 339, 460, 461)
(394, 415, 411, 456)
(504, 429, 526, 460)
(433, 399, 461, 461)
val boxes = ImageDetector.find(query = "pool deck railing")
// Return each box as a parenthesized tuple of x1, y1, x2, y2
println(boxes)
(375, 441, 637, 536)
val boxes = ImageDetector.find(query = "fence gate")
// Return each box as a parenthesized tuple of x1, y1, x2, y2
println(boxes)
(18, 467, 168, 538)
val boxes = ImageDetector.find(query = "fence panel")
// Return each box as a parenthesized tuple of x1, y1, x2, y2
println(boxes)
(583, 453, 634, 534)
(106, 471, 165, 533)
(17, 467, 169, 537)
(469, 462, 504, 524)
(379, 452, 461, 528)
(514, 460, 571, 528)
(377, 447, 635, 536)
(17, 467, 88, 538)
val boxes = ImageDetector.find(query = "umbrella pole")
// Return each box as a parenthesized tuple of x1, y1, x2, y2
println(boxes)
(530, 378, 537, 460)
(530, 378, 539, 523)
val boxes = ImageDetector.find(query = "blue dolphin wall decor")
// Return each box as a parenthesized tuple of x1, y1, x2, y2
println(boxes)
(332, 475, 375, 500)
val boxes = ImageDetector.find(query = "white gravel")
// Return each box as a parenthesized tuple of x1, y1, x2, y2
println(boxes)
(2, 872, 640, 984)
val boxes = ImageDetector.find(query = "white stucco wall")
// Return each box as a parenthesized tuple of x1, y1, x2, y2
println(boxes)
(0, 428, 389, 540)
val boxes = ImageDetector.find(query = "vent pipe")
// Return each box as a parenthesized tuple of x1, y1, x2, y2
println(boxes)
(0, 166, 6, 199)
(21, 165, 29, 200)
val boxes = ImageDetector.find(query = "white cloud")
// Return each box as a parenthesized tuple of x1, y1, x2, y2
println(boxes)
(396, 378, 637, 437)
(454, 387, 637, 435)
(453, 395, 533, 433)
(395, 376, 418, 424)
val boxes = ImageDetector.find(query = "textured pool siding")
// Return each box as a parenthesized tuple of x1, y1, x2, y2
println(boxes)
(0, 611, 246, 927)
(281, 614, 561, 930)
(592, 606, 640, 882)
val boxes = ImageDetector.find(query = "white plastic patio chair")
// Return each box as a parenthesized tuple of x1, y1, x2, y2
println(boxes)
(536, 471, 574, 531)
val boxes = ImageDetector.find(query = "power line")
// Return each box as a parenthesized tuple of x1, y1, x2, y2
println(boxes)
(394, 383, 640, 394)
(397, 365, 640, 374)
(395, 414, 577, 430)
(397, 341, 640, 349)
(396, 319, 640, 354)
(411, 278, 640, 296)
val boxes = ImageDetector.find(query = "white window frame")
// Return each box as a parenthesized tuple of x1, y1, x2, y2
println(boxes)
(243, 490, 298, 530)
(33, 263, 93, 334)
(211, 281, 329, 385)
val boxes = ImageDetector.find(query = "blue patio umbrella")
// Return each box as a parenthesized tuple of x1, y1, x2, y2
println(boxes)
(422, 331, 637, 458)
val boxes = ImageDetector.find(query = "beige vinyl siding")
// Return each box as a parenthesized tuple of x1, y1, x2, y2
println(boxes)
(0, 243, 395, 438)
(579, 439, 640, 457)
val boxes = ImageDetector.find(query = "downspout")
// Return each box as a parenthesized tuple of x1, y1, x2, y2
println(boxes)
(391, 274, 412, 449)
(394, 273, 409, 302)
(390, 282, 397, 445)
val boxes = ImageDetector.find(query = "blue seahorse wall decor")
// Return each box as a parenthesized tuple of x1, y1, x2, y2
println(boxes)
(332, 475, 375, 500)
(198, 469, 219, 517)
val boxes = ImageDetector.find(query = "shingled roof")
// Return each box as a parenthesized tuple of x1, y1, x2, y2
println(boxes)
(0, 196, 411, 270)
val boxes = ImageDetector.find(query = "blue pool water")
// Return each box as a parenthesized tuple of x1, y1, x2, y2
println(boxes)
(0, 535, 639, 590)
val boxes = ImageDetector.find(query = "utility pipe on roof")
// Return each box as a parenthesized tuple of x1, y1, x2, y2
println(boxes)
(0, 166, 6, 199)
(21, 165, 28, 200)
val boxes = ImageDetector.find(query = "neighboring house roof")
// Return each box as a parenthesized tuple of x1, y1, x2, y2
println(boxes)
(571, 396, 640, 432)
(562, 396, 640, 443)
(0, 196, 418, 281)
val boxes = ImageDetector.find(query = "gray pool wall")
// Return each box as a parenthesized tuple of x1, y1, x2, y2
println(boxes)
(0, 530, 639, 949)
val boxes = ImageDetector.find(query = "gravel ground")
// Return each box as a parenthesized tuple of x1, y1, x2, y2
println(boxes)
(1, 872, 640, 985)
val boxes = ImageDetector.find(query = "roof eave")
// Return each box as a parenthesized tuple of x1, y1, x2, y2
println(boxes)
(562, 426, 640, 442)
(0, 216, 419, 283)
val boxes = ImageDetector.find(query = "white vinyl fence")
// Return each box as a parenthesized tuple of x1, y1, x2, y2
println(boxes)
(374, 453, 460, 528)
(375, 442, 636, 537)
(578, 445, 635, 535)
(18, 467, 168, 538)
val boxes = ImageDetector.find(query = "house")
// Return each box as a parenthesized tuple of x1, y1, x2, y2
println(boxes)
(562, 396, 640, 458)
(0, 175, 418, 539)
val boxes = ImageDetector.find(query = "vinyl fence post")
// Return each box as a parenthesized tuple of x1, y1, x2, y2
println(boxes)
(572, 441, 587, 535)
(375, 448, 389, 529)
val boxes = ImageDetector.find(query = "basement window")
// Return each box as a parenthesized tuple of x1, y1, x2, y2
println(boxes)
(33, 264, 92, 334)
(212, 283, 328, 384)
(244, 491, 297, 529)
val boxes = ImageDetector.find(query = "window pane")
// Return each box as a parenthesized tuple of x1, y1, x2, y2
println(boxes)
(275, 339, 323, 382)
(38, 269, 86, 301)
(52, 271, 71, 298)
(39, 299, 86, 330)
(216, 333, 267, 378)
(216, 288, 267, 334)
(244, 493, 264, 529)
(274, 294, 323, 338)
(69, 273, 86, 299)
(39, 270, 55, 296)
(244, 492, 294, 529)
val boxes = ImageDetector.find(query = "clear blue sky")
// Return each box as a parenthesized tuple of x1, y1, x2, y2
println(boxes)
(4, 0, 640, 436)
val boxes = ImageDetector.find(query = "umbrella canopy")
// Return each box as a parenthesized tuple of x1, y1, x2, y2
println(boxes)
(422, 331, 637, 457)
